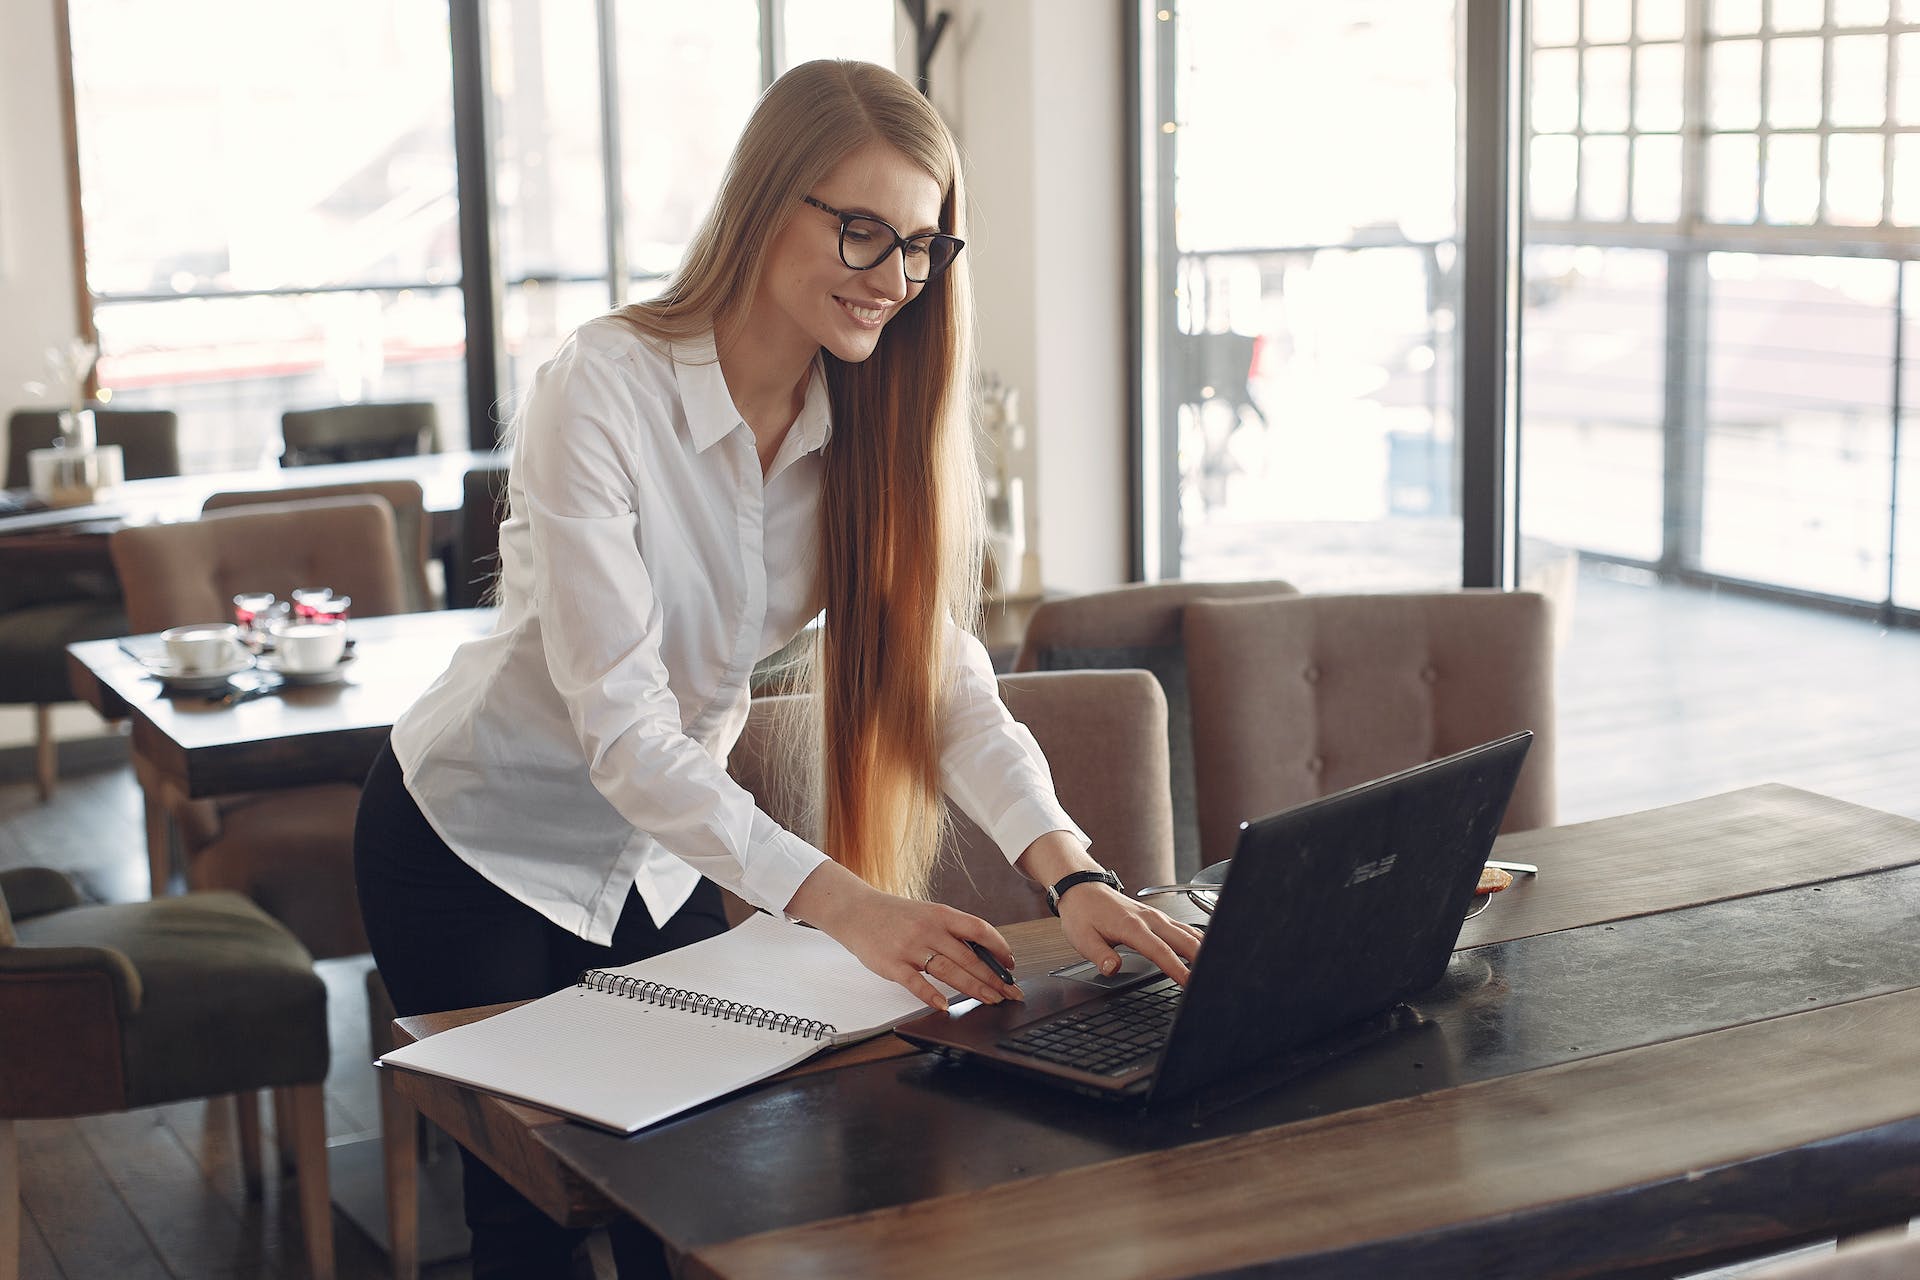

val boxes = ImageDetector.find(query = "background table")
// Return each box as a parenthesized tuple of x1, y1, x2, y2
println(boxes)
(0, 449, 504, 578)
(390, 784, 1920, 1279)
(66, 608, 496, 891)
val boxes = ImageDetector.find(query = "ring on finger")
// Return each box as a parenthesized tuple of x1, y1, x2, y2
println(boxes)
(924, 950, 938, 971)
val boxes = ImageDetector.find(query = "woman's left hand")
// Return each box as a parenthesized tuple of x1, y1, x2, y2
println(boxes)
(1055, 884, 1204, 985)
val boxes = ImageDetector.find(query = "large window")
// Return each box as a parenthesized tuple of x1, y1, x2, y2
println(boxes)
(1140, 1, 1466, 591)
(1519, 0, 1920, 616)
(72, 0, 465, 472)
(66, 0, 900, 471)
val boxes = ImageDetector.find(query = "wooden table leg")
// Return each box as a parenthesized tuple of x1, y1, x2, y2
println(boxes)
(2, 1118, 19, 1280)
(141, 784, 172, 897)
(380, 1068, 421, 1280)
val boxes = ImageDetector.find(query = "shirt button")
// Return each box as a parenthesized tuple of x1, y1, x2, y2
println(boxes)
(1306, 755, 1325, 774)
(1420, 665, 1439, 684)
(1302, 665, 1321, 684)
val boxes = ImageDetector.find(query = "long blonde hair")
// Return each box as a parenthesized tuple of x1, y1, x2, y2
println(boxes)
(614, 60, 982, 899)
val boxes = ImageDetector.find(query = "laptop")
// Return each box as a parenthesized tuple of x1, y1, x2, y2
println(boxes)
(897, 730, 1532, 1104)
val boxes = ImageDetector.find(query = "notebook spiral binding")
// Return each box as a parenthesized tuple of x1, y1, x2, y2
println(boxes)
(577, 969, 837, 1042)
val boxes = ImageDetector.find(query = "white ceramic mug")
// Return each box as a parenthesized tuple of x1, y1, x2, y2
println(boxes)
(161, 623, 249, 673)
(269, 619, 347, 674)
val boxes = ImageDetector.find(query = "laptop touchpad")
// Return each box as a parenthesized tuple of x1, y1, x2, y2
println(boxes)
(1050, 948, 1159, 988)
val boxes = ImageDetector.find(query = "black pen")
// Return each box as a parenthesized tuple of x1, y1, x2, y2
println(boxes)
(967, 940, 1016, 984)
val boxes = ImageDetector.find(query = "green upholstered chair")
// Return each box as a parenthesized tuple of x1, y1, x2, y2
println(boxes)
(279, 402, 436, 468)
(0, 408, 180, 799)
(1012, 580, 1298, 880)
(0, 867, 335, 1279)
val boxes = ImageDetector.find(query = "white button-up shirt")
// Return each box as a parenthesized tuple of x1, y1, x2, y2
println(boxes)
(391, 318, 1085, 945)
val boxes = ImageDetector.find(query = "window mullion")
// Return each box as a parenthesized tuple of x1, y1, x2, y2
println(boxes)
(597, 0, 627, 306)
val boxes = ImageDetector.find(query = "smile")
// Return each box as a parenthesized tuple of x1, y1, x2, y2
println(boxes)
(834, 296, 892, 328)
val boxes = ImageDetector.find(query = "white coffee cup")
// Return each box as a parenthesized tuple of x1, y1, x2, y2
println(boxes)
(269, 619, 347, 674)
(162, 624, 249, 673)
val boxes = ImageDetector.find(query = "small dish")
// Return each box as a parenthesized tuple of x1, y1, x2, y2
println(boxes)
(255, 651, 355, 686)
(141, 651, 255, 693)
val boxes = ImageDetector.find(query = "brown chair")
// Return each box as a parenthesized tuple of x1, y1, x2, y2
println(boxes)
(0, 408, 181, 799)
(203, 478, 435, 613)
(280, 402, 436, 468)
(5, 406, 181, 487)
(1013, 580, 1298, 880)
(0, 866, 335, 1279)
(109, 497, 408, 958)
(1183, 591, 1557, 868)
(447, 462, 507, 609)
(730, 669, 1178, 923)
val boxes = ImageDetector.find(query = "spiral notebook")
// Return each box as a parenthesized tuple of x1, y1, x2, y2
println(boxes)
(378, 913, 950, 1134)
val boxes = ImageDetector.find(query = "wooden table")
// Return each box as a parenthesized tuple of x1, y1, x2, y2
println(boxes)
(389, 784, 1920, 1279)
(65, 608, 497, 892)
(0, 449, 504, 573)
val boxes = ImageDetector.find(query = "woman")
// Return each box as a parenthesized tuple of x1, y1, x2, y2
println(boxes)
(355, 59, 1201, 1277)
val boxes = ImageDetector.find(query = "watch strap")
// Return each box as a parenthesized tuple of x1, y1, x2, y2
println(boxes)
(1047, 868, 1122, 916)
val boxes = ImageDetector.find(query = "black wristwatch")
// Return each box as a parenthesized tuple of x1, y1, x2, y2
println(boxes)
(1047, 868, 1124, 916)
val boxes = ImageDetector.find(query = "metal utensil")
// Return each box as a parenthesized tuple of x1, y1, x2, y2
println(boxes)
(1486, 860, 1538, 875)
(1135, 884, 1219, 916)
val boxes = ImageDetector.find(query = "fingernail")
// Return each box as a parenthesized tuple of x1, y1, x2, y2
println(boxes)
(1101, 958, 1117, 975)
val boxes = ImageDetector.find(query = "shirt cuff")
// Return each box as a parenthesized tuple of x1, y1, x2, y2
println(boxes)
(738, 820, 831, 919)
(984, 796, 1091, 868)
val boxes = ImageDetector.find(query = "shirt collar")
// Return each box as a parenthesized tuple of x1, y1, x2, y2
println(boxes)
(671, 332, 835, 457)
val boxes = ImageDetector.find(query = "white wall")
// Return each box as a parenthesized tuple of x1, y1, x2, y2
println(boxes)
(0, 1, 82, 426)
(929, 1, 1131, 592)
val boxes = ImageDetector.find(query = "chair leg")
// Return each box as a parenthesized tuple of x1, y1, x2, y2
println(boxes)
(3, 1118, 19, 1280)
(287, 1083, 335, 1280)
(272, 1088, 298, 1177)
(380, 1067, 420, 1280)
(234, 1092, 264, 1200)
(32, 706, 55, 802)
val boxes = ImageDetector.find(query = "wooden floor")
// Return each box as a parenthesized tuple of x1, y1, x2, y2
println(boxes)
(3, 563, 1916, 1278)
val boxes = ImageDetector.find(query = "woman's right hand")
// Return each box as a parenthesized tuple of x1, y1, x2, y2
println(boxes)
(786, 861, 1024, 1011)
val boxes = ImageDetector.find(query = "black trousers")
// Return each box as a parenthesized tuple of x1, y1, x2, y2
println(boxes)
(354, 742, 728, 1280)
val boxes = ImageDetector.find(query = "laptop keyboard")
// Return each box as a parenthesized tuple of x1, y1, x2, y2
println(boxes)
(997, 976, 1183, 1077)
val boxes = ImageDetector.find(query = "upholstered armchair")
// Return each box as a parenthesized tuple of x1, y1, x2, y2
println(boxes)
(203, 478, 436, 613)
(1183, 591, 1557, 867)
(279, 402, 436, 468)
(1012, 579, 1298, 879)
(0, 408, 180, 799)
(0, 866, 334, 1279)
(731, 669, 1178, 923)
(108, 496, 408, 957)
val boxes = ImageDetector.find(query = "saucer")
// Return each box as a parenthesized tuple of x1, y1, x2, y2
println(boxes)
(142, 651, 255, 692)
(256, 651, 355, 686)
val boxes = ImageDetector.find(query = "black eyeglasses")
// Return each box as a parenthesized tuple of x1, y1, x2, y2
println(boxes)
(801, 195, 964, 283)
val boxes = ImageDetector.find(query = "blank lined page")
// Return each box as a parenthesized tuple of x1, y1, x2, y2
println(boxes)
(382, 984, 818, 1132)
(595, 912, 943, 1041)
(379, 912, 952, 1132)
